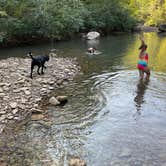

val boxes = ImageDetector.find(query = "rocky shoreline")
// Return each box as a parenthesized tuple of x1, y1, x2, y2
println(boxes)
(0, 55, 80, 134)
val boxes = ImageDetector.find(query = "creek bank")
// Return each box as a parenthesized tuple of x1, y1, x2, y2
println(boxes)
(0, 56, 80, 133)
(133, 24, 158, 32)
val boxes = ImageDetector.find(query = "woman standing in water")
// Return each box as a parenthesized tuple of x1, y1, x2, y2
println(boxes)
(137, 36, 150, 80)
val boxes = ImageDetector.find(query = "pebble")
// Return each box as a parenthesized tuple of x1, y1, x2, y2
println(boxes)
(0, 93, 5, 97)
(0, 115, 6, 121)
(24, 90, 31, 95)
(49, 86, 54, 90)
(31, 108, 43, 114)
(0, 111, 6, 115)
(12, 109, 18, 114)
(9, 102, 18, 109)
(0, 87, 3, 92)
(49, 81, 55, 85)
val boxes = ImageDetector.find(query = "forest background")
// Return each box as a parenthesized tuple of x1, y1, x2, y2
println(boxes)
(0, 0, 165, 46)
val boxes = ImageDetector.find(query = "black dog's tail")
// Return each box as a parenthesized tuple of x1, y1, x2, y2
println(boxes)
(28, 52, 34, 59)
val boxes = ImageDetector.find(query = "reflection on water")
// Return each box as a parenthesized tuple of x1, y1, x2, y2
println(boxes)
(0, 33, 166, 166)
(1, 71, 166, 166)
(134, 79, 149, 117)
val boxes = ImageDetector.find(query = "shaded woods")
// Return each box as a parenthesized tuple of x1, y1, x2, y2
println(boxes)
(0, 0, 166, 46)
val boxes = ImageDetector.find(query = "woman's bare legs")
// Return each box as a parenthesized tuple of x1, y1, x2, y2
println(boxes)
(144, 67, 150, 80)
(139, 70, 144, 79)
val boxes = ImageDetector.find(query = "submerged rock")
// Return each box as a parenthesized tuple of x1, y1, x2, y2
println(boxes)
(31, 114, 45, 121)
(69, 158, 87, 166)
(56, 96, 68, 103)
(49, 97, 60, 106)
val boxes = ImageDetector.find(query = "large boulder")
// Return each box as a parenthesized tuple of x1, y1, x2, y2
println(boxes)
(86, 31, 100, 40)
(158, 24, 166, 32)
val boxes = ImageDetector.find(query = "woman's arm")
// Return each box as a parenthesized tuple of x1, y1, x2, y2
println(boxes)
(139, 52, 144, 59)
(139, 35, 147, 50)
(139, 35, 145, 45)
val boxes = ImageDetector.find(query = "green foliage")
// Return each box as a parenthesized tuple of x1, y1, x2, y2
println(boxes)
(34, 0, 87, 39)
(83, 0, 135, 32)
(0, 0, 137, 45)
(0, 11, 8, 17)
(128, 0, 166, 26)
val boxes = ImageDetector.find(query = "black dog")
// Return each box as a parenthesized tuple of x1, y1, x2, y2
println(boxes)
(28, 52, 49, 79)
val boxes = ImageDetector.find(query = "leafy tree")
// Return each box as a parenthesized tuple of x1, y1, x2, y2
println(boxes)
(4, 0, 166, 45)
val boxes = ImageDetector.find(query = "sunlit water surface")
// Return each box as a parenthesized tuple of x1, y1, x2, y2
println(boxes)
(0, 33, 166, 166)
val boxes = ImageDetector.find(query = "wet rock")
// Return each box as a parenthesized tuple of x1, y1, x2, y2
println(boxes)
(119, 148, 131, 158)
(49, 97, 60, 106)
(68, 158, 86, 166)
(56, 96, 68, 103)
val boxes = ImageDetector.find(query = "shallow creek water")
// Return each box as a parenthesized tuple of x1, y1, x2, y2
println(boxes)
(0, 32, 166, 166)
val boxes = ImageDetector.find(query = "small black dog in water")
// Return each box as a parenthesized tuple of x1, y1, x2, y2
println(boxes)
(28, 52, 49, 79)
